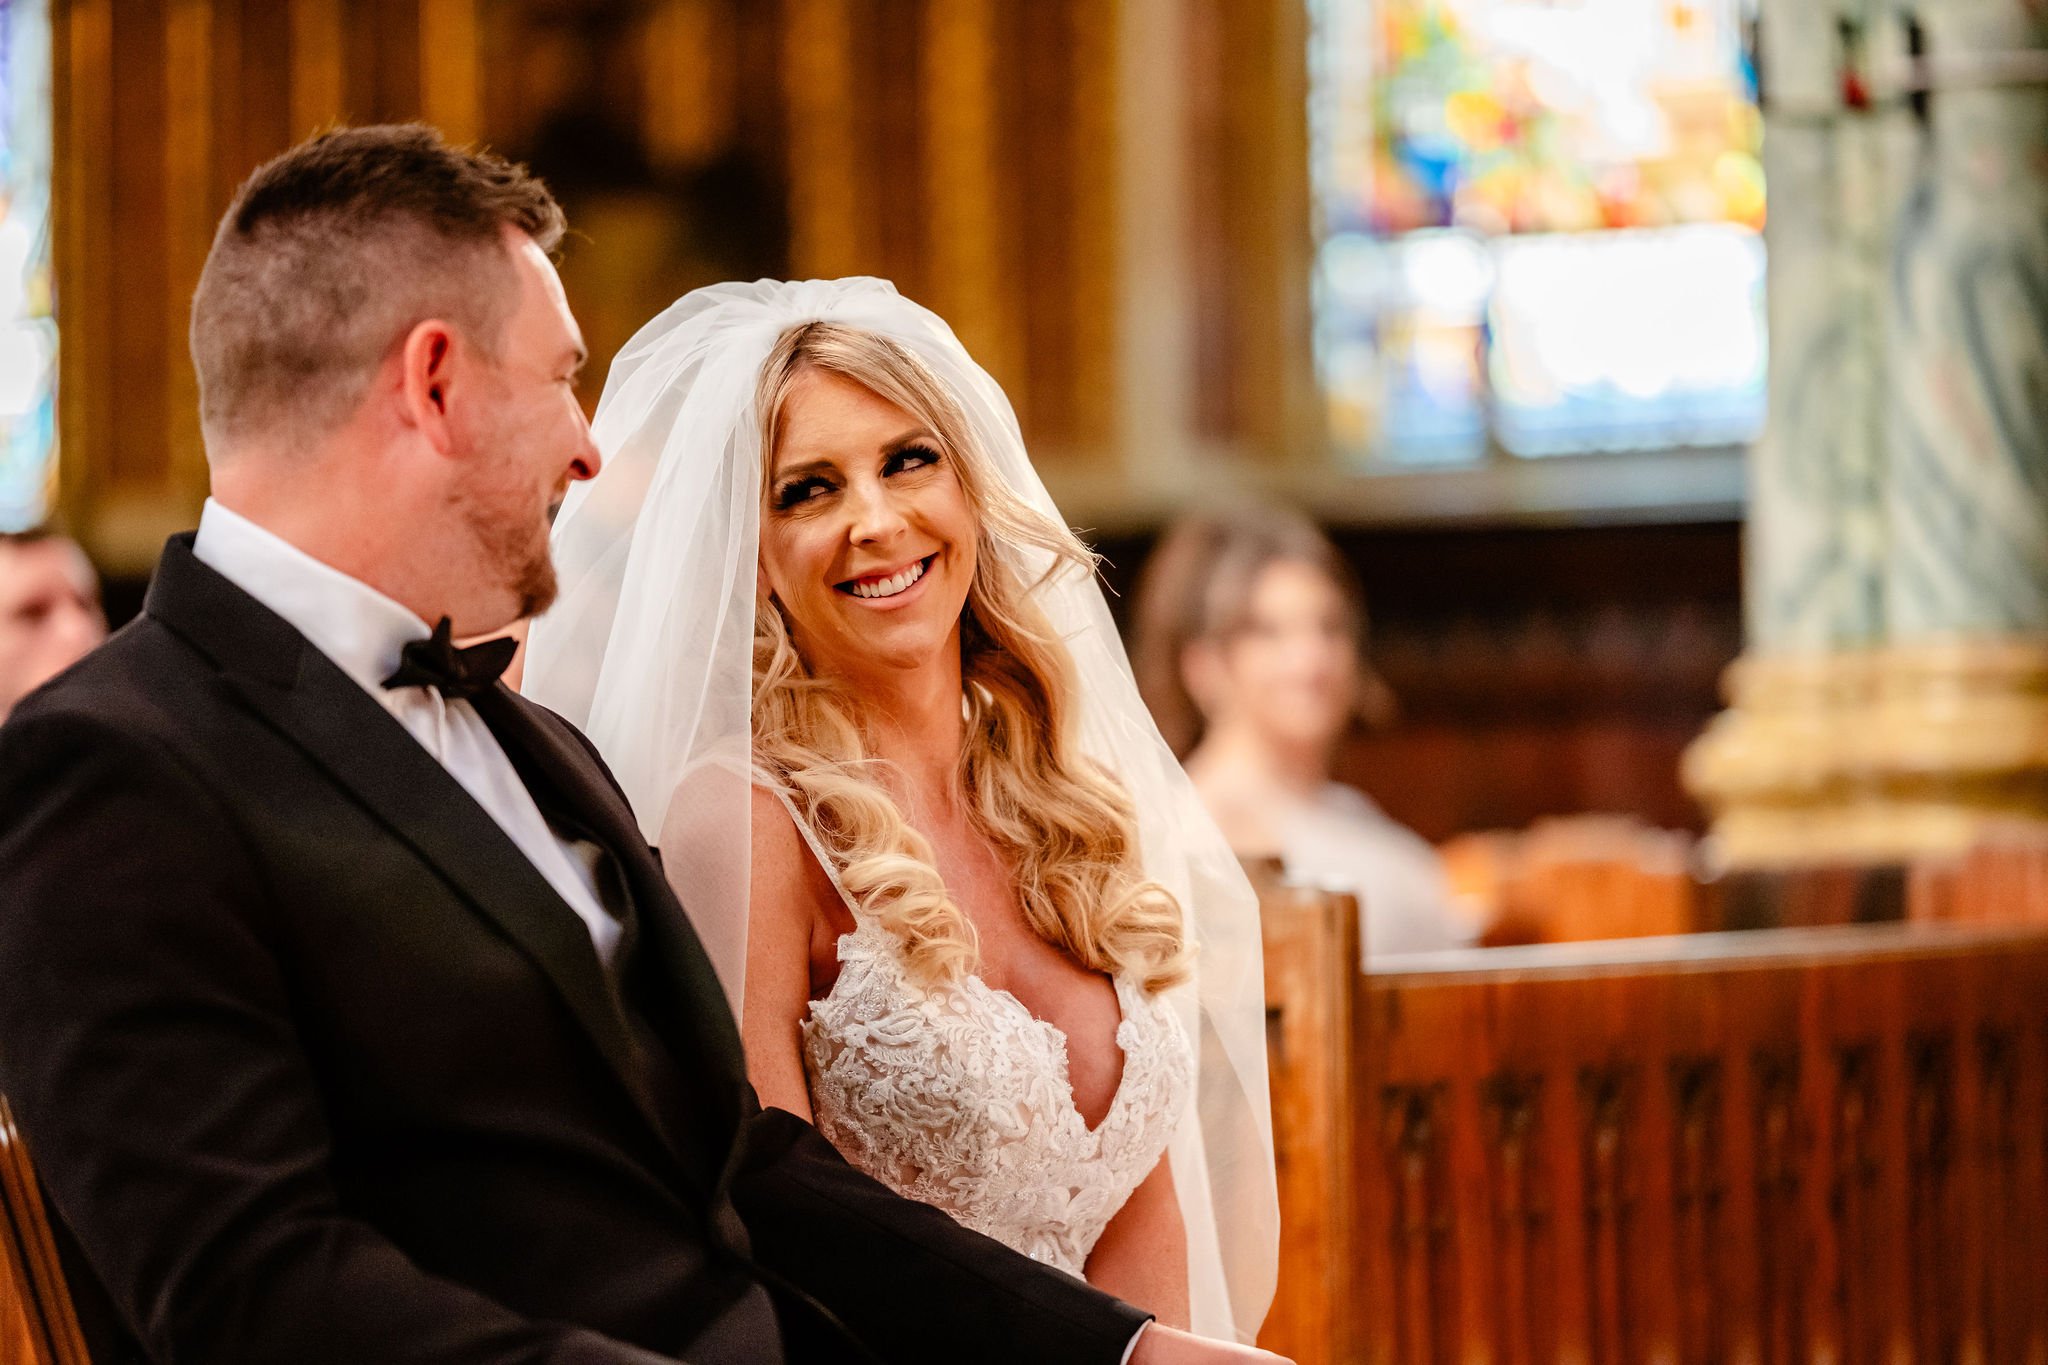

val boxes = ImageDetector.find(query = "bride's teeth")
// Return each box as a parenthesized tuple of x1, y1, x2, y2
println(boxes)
(852, 559, 926, 599)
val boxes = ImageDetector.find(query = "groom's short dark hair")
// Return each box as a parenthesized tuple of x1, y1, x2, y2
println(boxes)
(190, 123, 565, 455)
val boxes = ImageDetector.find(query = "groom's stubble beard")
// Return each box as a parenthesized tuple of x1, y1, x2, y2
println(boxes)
(451, 436, 559, 622)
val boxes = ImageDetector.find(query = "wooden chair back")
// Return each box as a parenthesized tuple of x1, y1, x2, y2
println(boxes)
(1908, 824, 2048, 923)
(0, 1096, 88, 1365)
(1442, 816, 1700, 944)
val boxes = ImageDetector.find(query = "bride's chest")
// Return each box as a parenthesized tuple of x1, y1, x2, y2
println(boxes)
(801, 931, 1188, 1168)
(918, 834, 1131, 1126)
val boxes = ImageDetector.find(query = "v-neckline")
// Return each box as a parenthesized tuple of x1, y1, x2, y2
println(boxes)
(812, 919, 1138, 1138)
(967, 969, 1135, 1138)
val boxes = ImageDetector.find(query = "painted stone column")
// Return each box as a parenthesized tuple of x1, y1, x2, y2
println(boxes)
(1687, 0, 2048, 866)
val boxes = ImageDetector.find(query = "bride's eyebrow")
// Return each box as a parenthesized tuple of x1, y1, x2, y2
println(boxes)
(770, 457, 838, 486)
(882, 428, 939, 454)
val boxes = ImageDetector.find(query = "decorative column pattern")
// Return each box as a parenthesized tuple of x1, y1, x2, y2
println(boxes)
(1688, 0, 2048, 867)
(1883, 8, 2048, 640)
(1743, 0, 1892, 652)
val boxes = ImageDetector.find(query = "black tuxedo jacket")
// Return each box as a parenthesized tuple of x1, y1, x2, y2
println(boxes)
(0, 536, 1148, 1364)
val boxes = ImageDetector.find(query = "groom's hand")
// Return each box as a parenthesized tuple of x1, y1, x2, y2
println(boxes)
(1130, 1325, 1294, 1365)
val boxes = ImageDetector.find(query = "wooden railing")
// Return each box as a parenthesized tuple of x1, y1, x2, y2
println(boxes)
(1257, 882, 2048, 1363)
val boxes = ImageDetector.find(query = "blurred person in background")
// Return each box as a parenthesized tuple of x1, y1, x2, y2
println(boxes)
(1133, 503, 1472, 960)
(0, 529, 106, 721)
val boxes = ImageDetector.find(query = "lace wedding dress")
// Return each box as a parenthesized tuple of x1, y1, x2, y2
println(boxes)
(802, 909, 1194, 1278)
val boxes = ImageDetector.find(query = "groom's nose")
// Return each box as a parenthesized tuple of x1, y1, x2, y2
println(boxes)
(565, 414, 602, 483)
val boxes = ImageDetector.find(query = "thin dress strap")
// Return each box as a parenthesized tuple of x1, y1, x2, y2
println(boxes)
(767, 785, 871, 924)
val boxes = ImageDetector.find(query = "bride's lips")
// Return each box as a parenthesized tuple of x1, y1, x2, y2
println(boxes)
(835, 554, 938, 608)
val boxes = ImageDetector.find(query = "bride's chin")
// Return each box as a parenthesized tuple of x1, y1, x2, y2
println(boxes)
(823, 626, 959, 683)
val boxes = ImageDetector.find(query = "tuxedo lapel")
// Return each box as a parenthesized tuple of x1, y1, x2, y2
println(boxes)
(142, 537, 689, 1166)
(472, 689, 749, 1110)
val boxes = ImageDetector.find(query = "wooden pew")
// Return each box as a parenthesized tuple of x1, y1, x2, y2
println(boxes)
(1354, 925, 2048, 1364)
(0, 1096, 87, 1365)
(1257, 881, 1361, 1363)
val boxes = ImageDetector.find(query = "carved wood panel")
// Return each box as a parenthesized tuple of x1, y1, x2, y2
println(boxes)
(1341, 927, 2048, 1363)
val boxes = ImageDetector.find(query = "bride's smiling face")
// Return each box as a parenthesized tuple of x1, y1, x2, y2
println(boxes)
(759, 367, 979, 681)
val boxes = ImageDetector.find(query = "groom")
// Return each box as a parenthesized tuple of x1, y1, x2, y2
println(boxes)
(0, 126, 1276, 1364)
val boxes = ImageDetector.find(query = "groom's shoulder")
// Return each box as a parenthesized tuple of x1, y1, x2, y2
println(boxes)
(1, 615, 218, 776)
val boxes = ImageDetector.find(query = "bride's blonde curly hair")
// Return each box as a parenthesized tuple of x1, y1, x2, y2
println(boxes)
(751, 321, 1190, 993)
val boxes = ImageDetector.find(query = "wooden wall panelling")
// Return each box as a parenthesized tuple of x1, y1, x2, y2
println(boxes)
(1066, 0, 1118, 453)
(642, 0, 736, 174)
(52, 0, 113, 541)
(921, 0, 1019, 401)
(1175, 0, 1314, 458)
(991, 0, 1069, 447)
(776, 0, 1124, 460)
(106, 2, 168, 497)
(55, 0, 483, 571)
(164, 0, 213, 517)
(419, 0, 481, 144)
(781, 0, 864, 283)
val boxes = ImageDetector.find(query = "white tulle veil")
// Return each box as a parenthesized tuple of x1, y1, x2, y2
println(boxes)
(523, 278, 1277, 1343)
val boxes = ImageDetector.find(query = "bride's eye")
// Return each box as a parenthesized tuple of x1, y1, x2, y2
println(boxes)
(886, 444, 942, 476)
(771, 476, 834, 511)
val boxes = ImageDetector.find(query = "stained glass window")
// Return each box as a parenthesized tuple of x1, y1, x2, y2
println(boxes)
(0, 0, 54, 529)
(1311, 0, 1765, 467)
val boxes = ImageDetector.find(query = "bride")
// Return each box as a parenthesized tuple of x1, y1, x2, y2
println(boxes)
(524, 279, 1277, 1347)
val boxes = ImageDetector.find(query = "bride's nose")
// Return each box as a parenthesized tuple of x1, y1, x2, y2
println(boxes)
(845, 477, 909, 545)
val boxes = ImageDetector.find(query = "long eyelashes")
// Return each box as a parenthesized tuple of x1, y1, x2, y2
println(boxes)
(771, 477, 832, 512)
(769, 445, 944, 513)
(889, 443, 943, 472)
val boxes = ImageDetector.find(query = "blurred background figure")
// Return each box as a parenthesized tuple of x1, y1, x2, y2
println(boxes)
(1134, 504, 1472, 959)
(0, 529, 105, 720)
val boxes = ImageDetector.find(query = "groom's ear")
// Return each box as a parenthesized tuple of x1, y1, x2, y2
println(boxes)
(397, 319, 460, 453)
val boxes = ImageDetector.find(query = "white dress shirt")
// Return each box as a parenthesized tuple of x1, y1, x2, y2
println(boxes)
(192, 499, 621, 966)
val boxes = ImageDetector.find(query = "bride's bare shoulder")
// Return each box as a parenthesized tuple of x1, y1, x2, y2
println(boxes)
(748, 784, 837, 915)
(747, 783, 854, 1007)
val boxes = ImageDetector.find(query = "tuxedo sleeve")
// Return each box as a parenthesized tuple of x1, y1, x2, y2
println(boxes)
(0, 711, 691, 1365)
(730, 1107, 1153, 1364)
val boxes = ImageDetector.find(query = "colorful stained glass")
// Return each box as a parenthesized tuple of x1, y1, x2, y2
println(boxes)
(1311, 0, 1766, 466)
(0, 0, 54, 530)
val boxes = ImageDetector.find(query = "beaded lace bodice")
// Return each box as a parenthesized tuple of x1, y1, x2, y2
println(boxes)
(800, 914, 1193, 1277)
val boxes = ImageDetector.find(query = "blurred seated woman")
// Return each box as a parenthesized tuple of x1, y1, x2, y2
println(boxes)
(1133, 503, 1471, 960)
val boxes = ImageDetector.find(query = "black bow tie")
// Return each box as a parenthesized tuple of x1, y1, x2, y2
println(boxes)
(381, 617, 519, 702)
